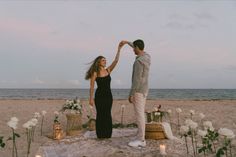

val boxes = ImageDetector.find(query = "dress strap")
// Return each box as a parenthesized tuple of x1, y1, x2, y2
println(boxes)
(106, 69, 110, 74)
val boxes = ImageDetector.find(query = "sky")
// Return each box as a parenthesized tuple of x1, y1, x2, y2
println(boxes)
(0, 1, 236, 89)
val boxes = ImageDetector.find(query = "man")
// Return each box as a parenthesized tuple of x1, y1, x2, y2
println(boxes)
(122, 39, 151, 147)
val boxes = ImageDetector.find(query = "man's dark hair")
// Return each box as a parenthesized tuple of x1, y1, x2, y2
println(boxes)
(133, 39, 144, 50)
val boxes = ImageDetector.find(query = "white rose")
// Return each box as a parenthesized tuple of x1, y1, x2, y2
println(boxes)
(203, 121, 214, 131)
(7, 121, 17, 129)
(154, 112, 161, 116)
(197, 129, 207, 137)
(27, 120, 35, 127)
(190, 110, 195, 115)
(34, 112, 41, 118)
(11, 117, 19, 122)
(42, 110, 47, 116)
(185, 119, 193, 126)
(153, 107, 158, 111)
(218, 128, 235, 139)
(189, 121, 198, 130)
(185, 119, 198, 130)
(167, 109, 172, 114)
(199, 113, 205, 119)
(180, 125, 189, 135)
(121, 105, 126, 109)
(7, 117, 18, 130)
(23, 122, 32, 129)
(176, 108, 182, 113)
(69, 100, 73, 104)
(30, 118, 38, 126)
(54, 111, 59, 115)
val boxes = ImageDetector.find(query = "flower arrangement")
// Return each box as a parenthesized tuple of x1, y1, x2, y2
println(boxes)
(145, 105, 168, 123)
(61, 98, 82, 114)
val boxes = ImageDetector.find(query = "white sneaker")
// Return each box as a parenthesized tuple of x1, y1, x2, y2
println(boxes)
(128, 140, 146, 147)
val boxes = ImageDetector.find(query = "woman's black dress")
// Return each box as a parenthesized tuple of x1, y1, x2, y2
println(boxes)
(95, 74, 113, 138)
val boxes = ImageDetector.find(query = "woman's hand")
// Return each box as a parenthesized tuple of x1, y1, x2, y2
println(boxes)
(118, 41, 124, 51)
(128, 96, 133, 103)
(89, 98, 95, 106)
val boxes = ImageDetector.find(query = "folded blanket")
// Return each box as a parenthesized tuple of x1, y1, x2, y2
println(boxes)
(161, 122, 181, 142)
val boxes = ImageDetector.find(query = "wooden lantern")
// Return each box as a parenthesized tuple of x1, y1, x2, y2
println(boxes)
(53, 123, 63, 140)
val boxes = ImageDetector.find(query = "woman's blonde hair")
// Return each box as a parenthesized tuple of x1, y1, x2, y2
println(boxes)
(85, 56, 105, 80)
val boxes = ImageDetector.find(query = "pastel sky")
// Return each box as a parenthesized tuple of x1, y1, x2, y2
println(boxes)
(0, 1, 236, 89)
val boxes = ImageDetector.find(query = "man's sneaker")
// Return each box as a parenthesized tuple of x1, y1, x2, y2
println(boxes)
(128, 140, 146, 147)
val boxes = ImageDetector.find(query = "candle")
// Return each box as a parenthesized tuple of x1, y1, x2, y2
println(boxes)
(35, 155, 42, 157)
(160, 144, 167, 155)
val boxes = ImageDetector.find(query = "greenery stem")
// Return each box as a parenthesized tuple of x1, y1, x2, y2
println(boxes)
(184, 136, 189, 155)
(191, 131, 196, 157)
(41, 116, 44, 136)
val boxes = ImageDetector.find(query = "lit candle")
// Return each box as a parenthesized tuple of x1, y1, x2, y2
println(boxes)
(160, 144, 167, 155)
(57, 133, 61, 140)
(35, 155, 42, 157)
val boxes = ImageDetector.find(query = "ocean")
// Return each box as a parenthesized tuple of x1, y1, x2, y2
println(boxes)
(0, 89, 236, 100)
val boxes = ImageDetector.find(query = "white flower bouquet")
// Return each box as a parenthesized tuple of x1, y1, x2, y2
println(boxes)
(61, 98, 82, 114)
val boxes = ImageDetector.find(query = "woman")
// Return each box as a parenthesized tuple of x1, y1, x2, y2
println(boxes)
(85, 42, 123, 138)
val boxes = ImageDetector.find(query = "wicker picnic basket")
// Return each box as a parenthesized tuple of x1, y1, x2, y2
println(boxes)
(66, 113, 83, 136)
(145, 123, 166, 140)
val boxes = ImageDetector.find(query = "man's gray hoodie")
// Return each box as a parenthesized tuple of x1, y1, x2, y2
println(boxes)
(129, 52, 151, 97)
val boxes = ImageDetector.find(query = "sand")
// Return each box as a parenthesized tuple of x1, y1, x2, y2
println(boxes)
(0, 99, 236, 157)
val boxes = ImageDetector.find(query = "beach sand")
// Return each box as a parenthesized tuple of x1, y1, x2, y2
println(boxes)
(0, 99, 236, 157)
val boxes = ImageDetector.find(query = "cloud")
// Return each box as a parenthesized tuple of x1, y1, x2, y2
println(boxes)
(163, 12, 215, 30)
(0, 16, 53, 37)
(113, 79, 122, 86)
(0, 16, 111, 52)
(32, 78, 45, 85)
(193, 12, 216, 21)
(164, 20, 207, 31)
(0, 80, 17, 84)
(67, 80, 80, 86)
(225, 65, 236, 71)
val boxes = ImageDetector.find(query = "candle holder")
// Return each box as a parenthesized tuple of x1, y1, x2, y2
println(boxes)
(160, 144, 167, 156)
(53, 122, 64, 140)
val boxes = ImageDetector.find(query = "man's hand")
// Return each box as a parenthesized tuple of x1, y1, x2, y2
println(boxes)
(128, 96, 133, 103)
(121, 40, 134, 48)
(121, 40, 129, 45)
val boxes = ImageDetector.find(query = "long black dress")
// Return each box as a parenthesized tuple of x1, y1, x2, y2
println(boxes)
(95, 73, 113, 138)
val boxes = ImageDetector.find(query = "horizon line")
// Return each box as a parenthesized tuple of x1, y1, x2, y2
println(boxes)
(0, 88, 236, 90)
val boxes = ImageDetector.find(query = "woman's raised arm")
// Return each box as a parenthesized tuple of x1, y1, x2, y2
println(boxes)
(107, 42, 123, 73)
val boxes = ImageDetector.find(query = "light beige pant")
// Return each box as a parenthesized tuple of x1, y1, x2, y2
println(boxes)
(133, 92, 146, 141)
